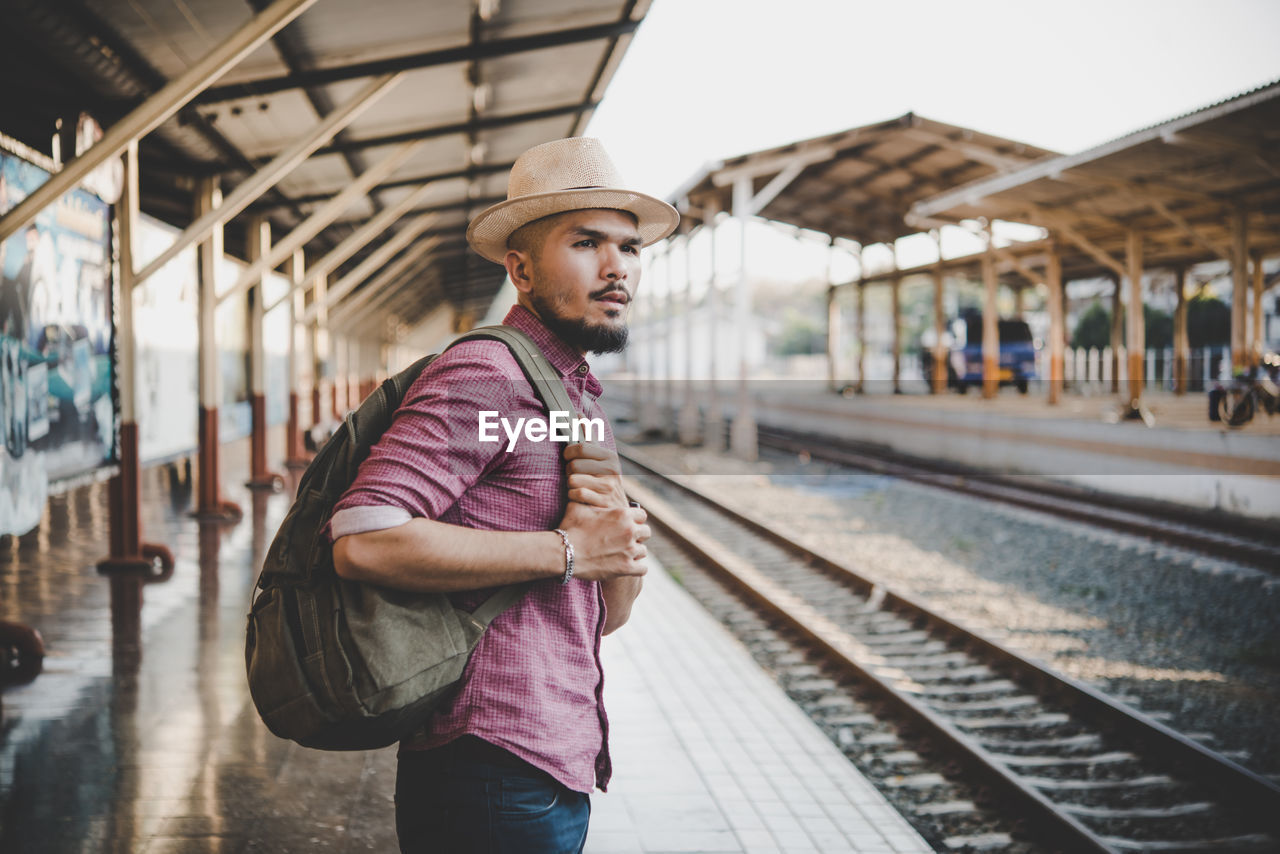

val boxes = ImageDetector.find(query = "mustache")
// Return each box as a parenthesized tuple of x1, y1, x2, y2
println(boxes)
(590, 285, 631, 304)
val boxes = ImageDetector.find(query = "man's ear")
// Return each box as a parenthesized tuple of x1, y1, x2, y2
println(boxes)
(504, 249, 533, 294)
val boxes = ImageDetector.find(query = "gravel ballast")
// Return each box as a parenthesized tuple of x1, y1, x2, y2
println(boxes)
(625, 441, 1280, 780)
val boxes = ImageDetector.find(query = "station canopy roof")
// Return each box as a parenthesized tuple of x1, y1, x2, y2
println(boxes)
(911, 79, 1280, 281)
(671, 114, 1058, 246)
(2, 0, 651, 333)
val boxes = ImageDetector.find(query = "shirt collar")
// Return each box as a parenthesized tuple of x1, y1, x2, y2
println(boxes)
(502, 304, 603, 397)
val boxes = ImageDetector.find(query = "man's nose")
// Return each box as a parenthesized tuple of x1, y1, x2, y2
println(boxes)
(600, 244, 628, 280)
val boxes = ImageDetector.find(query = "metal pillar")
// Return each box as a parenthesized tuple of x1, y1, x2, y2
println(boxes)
(311, 275, 329, 431)
(981, 239, 999, 399)
(1231, 210, 1248, 372)
(1046, 240, 1064, 405)
(662, 243, 675, 435)
(1110, 276, 1123, 394)
(0, 0, 318, 244)
(194, 176, 240, 521)
(1252, 253, 1265, 367)
(826, 237, 841, 393)
(1173, 267, 1189, 395)
(678, 233, 700, 446)
(285, 249, 308, 468)
(639, 245, 662, 433)
(704, 210, 724, 452)
(890, 243, 902, 395)
(332, 335, 346, 420)
(931, 231, 946, 395)
(730, 177, 757, 460)
(98, 139, 174, 575)
(246, 217, 283, 490)
(1126, 230, 1145, 406)
(855, 277, 866, 393)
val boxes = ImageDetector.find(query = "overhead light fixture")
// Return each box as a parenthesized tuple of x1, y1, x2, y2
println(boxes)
(477, 0, 499, 22)
(472, 83, 491, 114)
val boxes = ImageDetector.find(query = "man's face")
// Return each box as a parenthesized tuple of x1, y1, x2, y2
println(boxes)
(517, 209, 642, 354)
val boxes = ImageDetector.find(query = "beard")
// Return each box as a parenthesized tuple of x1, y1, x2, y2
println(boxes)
(529, 288, 630, 355)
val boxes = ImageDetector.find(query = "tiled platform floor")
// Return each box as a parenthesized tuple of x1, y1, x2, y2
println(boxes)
(0, 438, 930, 853)
(590, 562, 931, 854)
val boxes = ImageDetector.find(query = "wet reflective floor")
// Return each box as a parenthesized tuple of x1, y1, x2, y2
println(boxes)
(0, 439, 401, 853)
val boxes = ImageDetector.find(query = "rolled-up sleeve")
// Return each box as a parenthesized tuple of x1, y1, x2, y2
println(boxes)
(330, 341, 519, 532)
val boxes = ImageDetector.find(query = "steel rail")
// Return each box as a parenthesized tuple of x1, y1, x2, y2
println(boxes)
(751, 422, 1280, 574)
(619, 444, 1280, 843)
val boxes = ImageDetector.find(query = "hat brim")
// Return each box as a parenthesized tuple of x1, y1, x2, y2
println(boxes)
(466, 187, 680, 264)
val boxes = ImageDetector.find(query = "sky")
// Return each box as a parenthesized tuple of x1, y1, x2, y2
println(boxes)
(583, 0, 1280, 290)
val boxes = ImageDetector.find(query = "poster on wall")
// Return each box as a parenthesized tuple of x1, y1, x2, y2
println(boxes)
(134, 214, 199, 465)
(0, 148, 115, 535)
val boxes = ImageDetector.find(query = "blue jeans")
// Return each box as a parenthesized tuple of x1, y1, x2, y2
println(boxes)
(395, 736, 591, 853)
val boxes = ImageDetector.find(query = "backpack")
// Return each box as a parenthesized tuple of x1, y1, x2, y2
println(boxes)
(245, 325, 575, 750)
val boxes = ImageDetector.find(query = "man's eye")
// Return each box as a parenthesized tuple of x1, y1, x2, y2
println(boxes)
(576, 239, 596, 248)
(622, 244, 638, 254)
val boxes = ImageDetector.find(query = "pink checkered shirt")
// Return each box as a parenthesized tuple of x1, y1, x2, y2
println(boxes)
(330, 305, 616, 793)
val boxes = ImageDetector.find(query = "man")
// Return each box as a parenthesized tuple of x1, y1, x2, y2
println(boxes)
(330, 137, 679, 853)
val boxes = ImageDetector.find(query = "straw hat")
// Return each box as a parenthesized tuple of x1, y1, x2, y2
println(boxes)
(466, 137, 679, 264)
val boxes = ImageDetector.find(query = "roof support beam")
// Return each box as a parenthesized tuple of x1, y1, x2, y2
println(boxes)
(194, 19, 640, 105)
(1147, 199, 1232, 262)
(305, 215, 439, 323)
(1161, 130, 1280, 180)
(267, 181, 438, 313)
(331, 195, 505, 229)
(0, 0, 318, 244)
(220, 138, 427, 307)
(991, 245, 1043, 284)
(1022, 205, 1126, 279)
(332, 245, 442, 329)
(312, 100, 598, 158)
(255, 161, 513, 208)
(747, 161, 806, 216)
(711, 145, 836, 188)
(135, 72, 402, 287)
(899, 127, 1033, 172)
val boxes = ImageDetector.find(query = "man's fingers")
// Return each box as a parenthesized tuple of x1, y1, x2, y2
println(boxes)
(567, 487, 610, 507)
(568, 472, 622, 493)
(565, 457, 618, 476)
(563, 442, 616, 463)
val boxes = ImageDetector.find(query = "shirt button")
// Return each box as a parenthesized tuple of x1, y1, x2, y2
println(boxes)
(576, 364, 589, 375)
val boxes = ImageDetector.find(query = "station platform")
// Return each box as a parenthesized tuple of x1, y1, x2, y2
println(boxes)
(620, 382, 1280, 520)
(0, 437, 931, 854)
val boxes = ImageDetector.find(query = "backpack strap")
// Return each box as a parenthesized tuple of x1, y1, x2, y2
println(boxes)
(471, 584, 532, 627)
(445, 324, 584, 618)
(451, 325, 577, 418)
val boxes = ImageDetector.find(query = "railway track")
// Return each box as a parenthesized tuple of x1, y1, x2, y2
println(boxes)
(620, 445, 1280, 853)
(750, 423, 1280, 574)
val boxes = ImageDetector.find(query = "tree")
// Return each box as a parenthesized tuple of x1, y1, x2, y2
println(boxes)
(1071, 302, 1111, 349)
(1144, 305, 1172, 350)
(1187, 295, 1230, 348)
(775, 307, 825, 356)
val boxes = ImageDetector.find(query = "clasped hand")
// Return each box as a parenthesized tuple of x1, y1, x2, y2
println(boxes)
(557, 442, 649, 581)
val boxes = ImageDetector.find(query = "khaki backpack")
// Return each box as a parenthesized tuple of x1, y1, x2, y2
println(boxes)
(245, 325, 575, 750)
